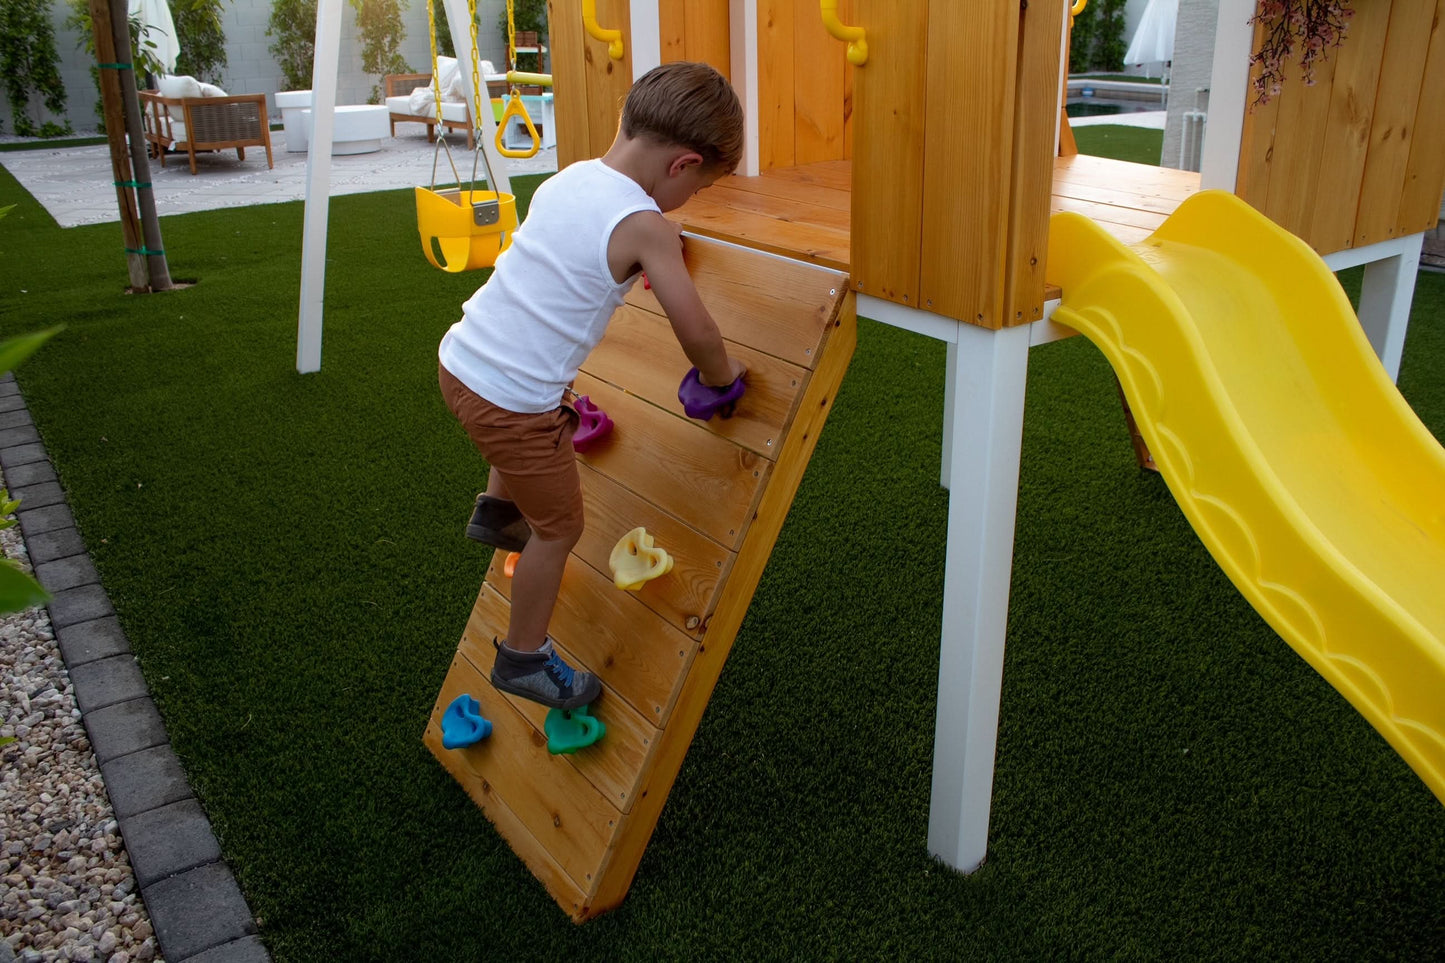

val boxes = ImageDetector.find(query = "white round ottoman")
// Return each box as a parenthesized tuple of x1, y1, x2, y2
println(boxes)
(274, 90, 312, 152)
(300, 105, 391, 155)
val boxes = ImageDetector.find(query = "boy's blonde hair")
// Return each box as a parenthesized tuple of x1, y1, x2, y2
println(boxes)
(620, 62, 744, 173)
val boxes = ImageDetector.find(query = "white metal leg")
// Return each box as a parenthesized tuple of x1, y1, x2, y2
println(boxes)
(1323, 232, 1424, 383)
(927, 321, 1031, 874)
(941, 341, 957, 488)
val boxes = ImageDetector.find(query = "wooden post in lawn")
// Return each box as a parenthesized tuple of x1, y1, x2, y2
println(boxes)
(105, 0, 172, 291)
(88, 0, 148, 291)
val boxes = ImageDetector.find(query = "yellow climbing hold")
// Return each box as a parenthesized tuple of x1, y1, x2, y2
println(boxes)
(608, 527, 673, 591)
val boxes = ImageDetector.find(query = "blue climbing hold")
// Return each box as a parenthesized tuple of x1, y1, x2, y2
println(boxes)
(441, 694, 492, 749)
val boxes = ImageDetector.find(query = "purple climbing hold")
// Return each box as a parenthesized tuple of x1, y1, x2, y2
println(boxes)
(677, 367, 746, 421)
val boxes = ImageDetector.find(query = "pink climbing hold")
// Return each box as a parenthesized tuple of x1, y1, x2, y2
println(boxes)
(572, 395, 614, 452)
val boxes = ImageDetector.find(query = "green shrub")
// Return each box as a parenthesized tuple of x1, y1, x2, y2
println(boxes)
(1, 0, 72, 137)
(267, 0, 318, 90)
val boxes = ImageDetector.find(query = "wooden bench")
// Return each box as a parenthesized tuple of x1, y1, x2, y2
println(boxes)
(138, 91, 274, 176)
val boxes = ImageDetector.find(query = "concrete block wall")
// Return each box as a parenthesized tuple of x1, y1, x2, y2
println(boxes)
(6, 0, 511, 133)
(1160, 0, 1217, 170)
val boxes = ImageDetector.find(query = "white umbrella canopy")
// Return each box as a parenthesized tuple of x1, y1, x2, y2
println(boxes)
(1124, 0, 1177, 66)
(129, 0, 180, 74)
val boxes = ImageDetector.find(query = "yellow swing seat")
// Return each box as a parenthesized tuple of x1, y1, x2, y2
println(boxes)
(415, 187, 519, 273)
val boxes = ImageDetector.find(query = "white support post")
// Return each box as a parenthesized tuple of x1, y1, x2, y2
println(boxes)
(296, 0, 342, 374)
(630, 0, 662, 80)
(729, 0, 761, 177)
(927, 320, 1031, 874)
(941, 343, 957, 488)
(1324, 233, 1425, 383)
(441, 0, 510, 197)
(1200, 0, 1254, 192)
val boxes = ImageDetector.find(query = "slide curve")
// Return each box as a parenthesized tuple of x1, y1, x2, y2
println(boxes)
(1047, 190, 1445, 802)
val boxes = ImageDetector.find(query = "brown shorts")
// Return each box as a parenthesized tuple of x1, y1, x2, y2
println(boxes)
(439, 364, 583, 542)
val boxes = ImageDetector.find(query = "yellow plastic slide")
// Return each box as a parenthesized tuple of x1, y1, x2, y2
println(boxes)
(1047, 190, 1445, 803)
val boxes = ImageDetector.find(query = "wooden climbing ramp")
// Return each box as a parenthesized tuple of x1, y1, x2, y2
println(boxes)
(424, 234, 855, 920)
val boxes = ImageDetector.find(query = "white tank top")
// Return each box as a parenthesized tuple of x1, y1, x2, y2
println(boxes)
(438, 159, 660, 413)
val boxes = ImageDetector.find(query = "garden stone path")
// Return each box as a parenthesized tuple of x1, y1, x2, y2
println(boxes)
(0, 373, 268, 963)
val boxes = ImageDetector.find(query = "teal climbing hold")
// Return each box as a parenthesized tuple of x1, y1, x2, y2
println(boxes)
(544, 705, 605, 754)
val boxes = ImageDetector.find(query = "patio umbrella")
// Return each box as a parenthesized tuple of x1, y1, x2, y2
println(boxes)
(129, 0, 180, 74)
(1124, 0, 1177, 66)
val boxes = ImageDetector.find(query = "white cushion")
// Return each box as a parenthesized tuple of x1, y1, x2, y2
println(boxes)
(396, 90, 469, 123)
(157, 74, 202, 99)
(169, 119, 188, 143)
(198, 81, 228, 97)
(156, 74, 202, 123)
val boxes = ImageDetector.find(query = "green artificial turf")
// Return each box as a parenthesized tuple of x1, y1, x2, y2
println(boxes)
(1, 138, 1442, 959)
(1072, 124, 1164, 165)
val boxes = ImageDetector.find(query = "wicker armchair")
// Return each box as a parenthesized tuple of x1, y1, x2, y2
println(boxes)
(139, 91, 275, 175)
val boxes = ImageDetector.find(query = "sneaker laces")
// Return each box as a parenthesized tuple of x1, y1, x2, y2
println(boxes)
(543, 650, 576, 689)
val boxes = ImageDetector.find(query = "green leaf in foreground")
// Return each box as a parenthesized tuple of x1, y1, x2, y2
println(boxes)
(0, 559, 48, 612)
(0, 326, 62, 376)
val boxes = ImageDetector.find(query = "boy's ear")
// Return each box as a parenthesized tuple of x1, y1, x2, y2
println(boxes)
(667, 151, 705, 177)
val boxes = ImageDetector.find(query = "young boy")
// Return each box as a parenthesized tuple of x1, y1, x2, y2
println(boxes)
(438, 62, 747, 710)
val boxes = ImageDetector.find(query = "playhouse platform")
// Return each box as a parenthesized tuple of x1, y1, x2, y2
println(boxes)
(675, 154, 1202, 294)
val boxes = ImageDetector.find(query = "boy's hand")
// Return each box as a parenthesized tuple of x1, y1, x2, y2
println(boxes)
(700, 357, 747, 387)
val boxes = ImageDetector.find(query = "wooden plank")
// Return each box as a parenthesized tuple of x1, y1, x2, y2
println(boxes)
(1051, 152, 1202, 195)
(919, 0, 1019, 325)
(1262, 43, 1338, 243)
(423, 646, 618, 894)
(1050, 173, 1199, 216)
(667, 197, 851, 270)
(549, 0, 590, 168)
(456, 603, 661, 812)
(1235, 19, 1281, 213)
(583, 290, 857, 919)
(1398, 0, 1445, 235)
(583, 303, 810, 458)
(690, 179, 851, 232)
(1004, 0, 1067, 327)
(759, 0, 798, 170)
(572, 462, 735, 634)
(571, 373, 770, 548)
(583, 0, 633, 160)
(658, 0, 686, 63)
(794, 0, 848, 163)
(682, 0, 731, 76)
(766, 158, 852, 190)
(1356, 0, 1437, 245)
(1307, 0, 1392, 253)
(424, 654, 593, 917)
(714, 170, 853, 212)
(1049, 194, 1171, 232)
(623, 234, 847, 366)
(850, 0, 929, 307)
(486, 546, 699, 720)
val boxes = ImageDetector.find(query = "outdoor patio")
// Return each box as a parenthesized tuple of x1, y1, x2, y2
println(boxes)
(0, 123, 557, 228)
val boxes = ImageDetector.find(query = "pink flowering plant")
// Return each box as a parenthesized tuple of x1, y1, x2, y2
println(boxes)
(1249, 0, 1355, 106)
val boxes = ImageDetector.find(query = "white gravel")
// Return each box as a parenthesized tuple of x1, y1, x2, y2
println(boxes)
(0, 481, 162, 963)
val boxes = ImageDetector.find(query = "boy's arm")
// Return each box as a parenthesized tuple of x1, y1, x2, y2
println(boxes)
(619, 213, 745, 387)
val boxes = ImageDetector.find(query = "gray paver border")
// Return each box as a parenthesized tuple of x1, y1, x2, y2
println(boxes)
(1, 373, 270, 963)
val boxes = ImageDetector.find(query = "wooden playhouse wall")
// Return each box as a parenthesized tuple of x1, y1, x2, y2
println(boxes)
(550, 0, 853, 170)
(849, 0, 1067, 328)
(1236, 0, 1445, 255)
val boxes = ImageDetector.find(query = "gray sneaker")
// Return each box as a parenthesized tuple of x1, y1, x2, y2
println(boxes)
(490, 637, 602, 709)
(467, 495, 532, 552)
